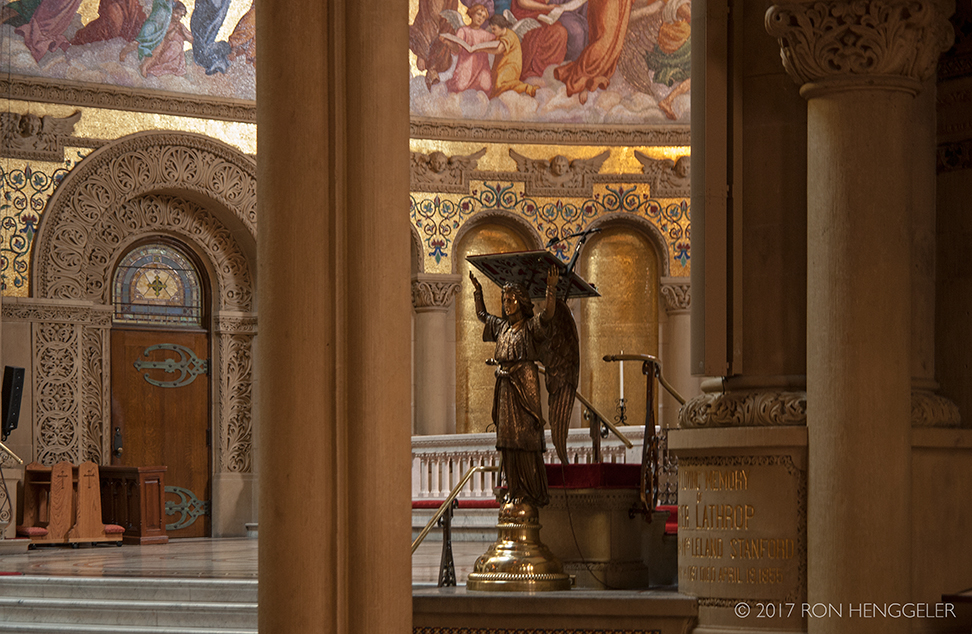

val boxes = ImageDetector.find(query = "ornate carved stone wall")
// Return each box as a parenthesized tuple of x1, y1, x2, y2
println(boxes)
(214, 315, 257, 473)
(22, 132, 257, 473)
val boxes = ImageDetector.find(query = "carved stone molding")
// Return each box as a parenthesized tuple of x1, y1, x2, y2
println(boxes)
(660, 279, 691, 314)
(410, 148, 486, 193)
(765, 0, 955, 91)
(0, 74, 255, 123)
(636, 152, 691, 197)
(216, 333, 254, 473)
(0, 110, 81, 161)
(214, 313, 259, 335)
(679, 390, 808, 427)
(2, 299, 111, 325)
(412, 275, 462, 311)
(912, 389, 962, 427)
(33, 132, 256, 309)
(410, 117, 691, 146)
(508, 149, 612, 197)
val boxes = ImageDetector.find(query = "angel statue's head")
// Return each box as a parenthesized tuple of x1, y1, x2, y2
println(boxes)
(501, 282, 533, 320)
(550, 155, 570, 177)
(428, 151, 448, 173)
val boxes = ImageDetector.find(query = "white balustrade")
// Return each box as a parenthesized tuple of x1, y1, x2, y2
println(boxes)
(411, 426, 647, 501)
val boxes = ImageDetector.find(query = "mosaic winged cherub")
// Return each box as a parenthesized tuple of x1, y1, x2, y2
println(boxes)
(469, 264, 579, 507)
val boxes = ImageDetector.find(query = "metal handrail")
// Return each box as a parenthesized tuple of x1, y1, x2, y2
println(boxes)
(536, 366, 633, 449)
(602, 353, 686, 405)
(410, 464, 500, 554)
(0, 440, 24, 465)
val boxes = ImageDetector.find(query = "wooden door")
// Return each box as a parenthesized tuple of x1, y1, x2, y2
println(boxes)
(111, 328, 211, 538)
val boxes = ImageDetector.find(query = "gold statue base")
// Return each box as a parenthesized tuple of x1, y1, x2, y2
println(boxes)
(467, 501, 572, 592)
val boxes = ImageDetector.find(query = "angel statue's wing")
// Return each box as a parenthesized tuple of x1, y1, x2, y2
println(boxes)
(40, 110, 82, 136)
(541, 298, 580, 465)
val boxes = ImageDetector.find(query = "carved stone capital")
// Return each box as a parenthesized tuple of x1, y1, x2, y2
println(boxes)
(660, 278, 691, 314)
(411, 275, 461, 311)
(912, 389, 961, 427)
(765, 0, 955, 94)
(679, 389, 808, 428)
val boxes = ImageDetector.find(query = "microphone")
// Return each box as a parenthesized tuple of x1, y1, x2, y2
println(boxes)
(546, 227, 602, 248)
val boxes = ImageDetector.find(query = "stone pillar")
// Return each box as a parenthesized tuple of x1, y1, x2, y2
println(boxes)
(766, 2, 953, 632)
(256, 0, 411, 633)
(659, 277, 697, 427)
(911, 77, 961, 427)
(671, 0, 810, 627)
(411, 274, 460, 436)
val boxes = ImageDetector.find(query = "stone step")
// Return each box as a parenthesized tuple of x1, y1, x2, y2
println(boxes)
(0, 576, 257, 634)
(0, 576, 257, 602)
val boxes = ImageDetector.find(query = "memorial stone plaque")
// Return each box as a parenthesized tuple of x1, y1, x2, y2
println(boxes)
(677, 455, 806, 602)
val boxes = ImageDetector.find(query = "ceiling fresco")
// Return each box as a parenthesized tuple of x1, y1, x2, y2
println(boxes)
(0, 0, 255, 101)
(409, 0, 692, 126)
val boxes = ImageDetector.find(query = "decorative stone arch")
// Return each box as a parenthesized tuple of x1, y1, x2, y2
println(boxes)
(16, 131, 257, 536)
(33, 130, 256, 305)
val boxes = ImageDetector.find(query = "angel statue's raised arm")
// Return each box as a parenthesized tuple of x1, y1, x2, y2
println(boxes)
(469, 264, 578, 507)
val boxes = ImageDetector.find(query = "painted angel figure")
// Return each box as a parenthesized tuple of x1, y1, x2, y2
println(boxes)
(469, 264, 579, 507)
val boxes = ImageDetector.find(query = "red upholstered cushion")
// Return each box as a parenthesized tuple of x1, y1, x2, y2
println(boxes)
(104, 524, 125, 535)
(412, 499, 500, 509)
(546, 463, 641, 488)
(16, 526, 48, 537)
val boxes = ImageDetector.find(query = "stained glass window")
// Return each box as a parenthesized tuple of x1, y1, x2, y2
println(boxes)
(113, 242, 203, 327)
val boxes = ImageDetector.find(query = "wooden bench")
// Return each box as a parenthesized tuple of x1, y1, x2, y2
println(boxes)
(17, 461, 124, 546)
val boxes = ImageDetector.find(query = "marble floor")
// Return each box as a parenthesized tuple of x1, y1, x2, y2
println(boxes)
(0, 537, 483, 584)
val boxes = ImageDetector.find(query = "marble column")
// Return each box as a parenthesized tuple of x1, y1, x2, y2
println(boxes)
(411, 274, 460, 436)
(659, 278, 697, 428)
(256, 0, 411, 633)
(766, 2, 953, 632)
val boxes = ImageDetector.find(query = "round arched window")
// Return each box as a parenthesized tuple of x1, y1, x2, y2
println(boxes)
(112, 242, 203, 327)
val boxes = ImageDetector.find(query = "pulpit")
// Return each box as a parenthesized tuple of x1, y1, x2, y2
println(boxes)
(99, 465, 168, 545)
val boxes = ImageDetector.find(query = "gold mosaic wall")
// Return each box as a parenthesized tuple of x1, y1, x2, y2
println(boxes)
(0, 100, 256, 296)
(415, 138, 690, 435)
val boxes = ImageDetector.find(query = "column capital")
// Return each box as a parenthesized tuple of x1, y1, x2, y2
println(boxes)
(411, 274, 462, 312)
(660, 277, 691, 315)
(765, 0, 954, 97)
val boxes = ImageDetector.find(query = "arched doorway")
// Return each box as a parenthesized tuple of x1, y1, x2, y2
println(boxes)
(110, 239, 212, 537)
(25, 131, 258, 537)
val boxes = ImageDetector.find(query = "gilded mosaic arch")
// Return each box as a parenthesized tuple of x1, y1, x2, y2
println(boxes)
(582, 212, 673, 278)
(448, 209, 544, 274)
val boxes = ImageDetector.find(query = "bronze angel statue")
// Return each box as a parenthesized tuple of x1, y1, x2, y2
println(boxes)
(469, 264, 579, 508)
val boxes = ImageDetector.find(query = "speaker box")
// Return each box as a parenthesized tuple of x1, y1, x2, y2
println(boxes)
(1, 366, 24, 442)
